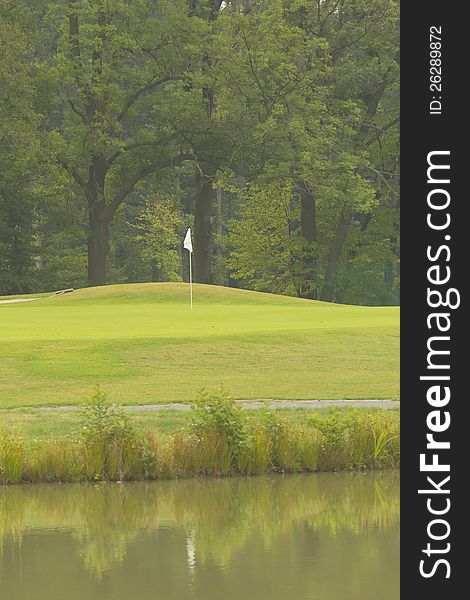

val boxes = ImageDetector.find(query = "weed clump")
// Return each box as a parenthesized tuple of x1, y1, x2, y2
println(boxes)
(188, 388, 246, 474)
(309, 409, 400, 470)
(80, 387, 142, 481)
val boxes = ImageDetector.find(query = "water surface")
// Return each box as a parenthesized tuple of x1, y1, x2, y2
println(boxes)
(0, 472, 399, 599)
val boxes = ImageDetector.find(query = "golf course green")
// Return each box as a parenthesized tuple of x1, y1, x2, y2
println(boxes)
(0, 283, 399, 409)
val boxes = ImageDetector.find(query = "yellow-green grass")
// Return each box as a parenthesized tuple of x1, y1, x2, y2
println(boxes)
(0, 283, 399, 409)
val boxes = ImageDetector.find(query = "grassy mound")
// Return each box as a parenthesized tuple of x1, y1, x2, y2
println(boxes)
(0, 283, 399, 408)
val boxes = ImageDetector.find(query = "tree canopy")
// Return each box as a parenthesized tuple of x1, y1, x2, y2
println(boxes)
(0, 0, 399, 305)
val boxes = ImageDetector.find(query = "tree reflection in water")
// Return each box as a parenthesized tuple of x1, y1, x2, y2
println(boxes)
(1, 472, 398, 577)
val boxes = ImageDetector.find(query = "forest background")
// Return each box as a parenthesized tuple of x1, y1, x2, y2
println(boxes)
(0, 0, 399, 305)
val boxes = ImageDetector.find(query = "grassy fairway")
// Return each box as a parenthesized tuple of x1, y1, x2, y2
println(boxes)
(0, 283, 399, 409)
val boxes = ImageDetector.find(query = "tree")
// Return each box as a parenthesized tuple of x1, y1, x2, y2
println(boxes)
(294, 0, 400, 300)
(44, 0, 198, 285)
(222, 0, 399, 302)
(216, 0, 375, 298)
(133, 183, 186, 282)
(228, 181, 299, 295)
(0, 13, 40, 294)
(1, 0, 400, 305)
(164, 0, 228, 284)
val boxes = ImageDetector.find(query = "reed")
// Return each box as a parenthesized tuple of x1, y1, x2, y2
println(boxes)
(26, 438, 81, 483)
(0, 431, 24, 484)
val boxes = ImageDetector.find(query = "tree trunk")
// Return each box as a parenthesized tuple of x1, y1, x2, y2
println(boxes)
(86, 156, 109, 287)
(194, 172, 214, 284)
(212, 186, 226, 285)
(298, 181, 318, 298)
(300, 183, 316, 243)
(87, 214, 109, 287)
(188, 1, 223, 285)
(215, 186, 223, 259)
(320, 208, 352, 302)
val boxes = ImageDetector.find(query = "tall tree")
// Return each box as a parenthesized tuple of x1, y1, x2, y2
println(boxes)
(213, 0, 399, 303)
(217, 0, 372, 298)
(298, 0, 400, 301)
(1, 0, 400, 305)
(45, 0, 198, 285)
(0, 13, 40, 294)
(171, 0, 227, 283)
(225, 0, 399, 301)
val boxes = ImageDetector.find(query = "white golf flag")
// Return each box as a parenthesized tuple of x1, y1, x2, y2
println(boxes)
(184, 228, 193, 310)
(184, 228, 193, 253)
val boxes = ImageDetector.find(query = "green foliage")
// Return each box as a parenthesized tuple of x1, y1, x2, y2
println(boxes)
(309, 409, 400, 470)
(0, 14, 41, 294)
(190, 388, 247, 462)
(219, 0, 399, 303)
(26, 438, 82, 483)
(1, 0, 399, 304)
(81, 386, 133, 442)
(0, 396, 400, 484)
(80, 387, 141, 480)
(133, 189, 185, 282)
(228, 181, 300, 295)
(254, 407, 321, 473)
(237, 425, 272, 475)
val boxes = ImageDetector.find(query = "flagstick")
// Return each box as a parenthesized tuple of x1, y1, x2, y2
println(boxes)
(189, 249, 193, 310)
(183, 228, 193, 310)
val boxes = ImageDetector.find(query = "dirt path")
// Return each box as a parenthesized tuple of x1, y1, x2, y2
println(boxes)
(31, 399, 399, 412)
(0, 297, 42, 304)
(0, 289, 73, 305)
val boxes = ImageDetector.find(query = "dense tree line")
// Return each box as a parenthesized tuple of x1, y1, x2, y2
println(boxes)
(0, 0, 399, 304)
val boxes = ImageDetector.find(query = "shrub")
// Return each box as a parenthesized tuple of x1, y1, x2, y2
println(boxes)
(0, 395, 399, 485)
(190, 388, 247, 469)
(81, 387, 133, 442)
(297, 426, 321, 471)
(172, 430, 201, 476)
(195, 428, 233, 476)
(255, 407, 303, 472)
(80, 387, 139, 480)
(308, 409, 400, 470)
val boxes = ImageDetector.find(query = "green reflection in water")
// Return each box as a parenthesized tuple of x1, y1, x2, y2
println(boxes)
(0, 472, 399, 600)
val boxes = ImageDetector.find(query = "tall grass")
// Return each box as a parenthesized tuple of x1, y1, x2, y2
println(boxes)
(0, 432, 24, 483)
(26, 438, 81, 483)
(0, 392, 400, 485)
(309, 409, 400, 470)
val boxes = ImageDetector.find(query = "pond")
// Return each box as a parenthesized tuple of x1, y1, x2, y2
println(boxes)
(0, 472, 399, 599)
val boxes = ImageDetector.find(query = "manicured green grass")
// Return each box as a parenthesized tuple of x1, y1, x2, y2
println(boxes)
(0, 283, 399, 409)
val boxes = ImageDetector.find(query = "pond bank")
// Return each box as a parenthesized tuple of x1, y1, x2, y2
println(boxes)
(1, 401, 400, 485)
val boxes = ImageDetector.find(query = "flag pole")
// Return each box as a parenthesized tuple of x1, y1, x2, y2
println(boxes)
(189, 248, 193, 310)
(184, 228, 193, 310)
